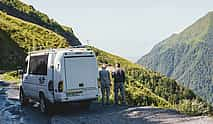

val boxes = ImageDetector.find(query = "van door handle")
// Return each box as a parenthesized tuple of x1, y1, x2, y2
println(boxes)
(39, 77, 45, 80)
(39, 77, 45, 84)
(79, 83, 84, 87)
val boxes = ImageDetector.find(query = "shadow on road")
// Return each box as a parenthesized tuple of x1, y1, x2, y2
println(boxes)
(0, 91, 164, 124)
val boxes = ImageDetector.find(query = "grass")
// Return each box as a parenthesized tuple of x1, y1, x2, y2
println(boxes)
(0, 11, 69, 70)
(0, 0, 81, 46)
(0, 71, 20, 84)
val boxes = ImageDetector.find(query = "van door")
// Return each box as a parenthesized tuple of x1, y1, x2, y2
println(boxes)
(22, 57, 31, 96)
(64, 55, 98, 93)
(28, 54, 48, 99)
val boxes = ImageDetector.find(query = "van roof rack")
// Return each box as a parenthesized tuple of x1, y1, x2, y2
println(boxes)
(28, 45, 91, 54)
(71, 45, 87, 48)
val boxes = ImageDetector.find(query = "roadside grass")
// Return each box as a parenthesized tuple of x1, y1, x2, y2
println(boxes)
(0, 71, 20, 84)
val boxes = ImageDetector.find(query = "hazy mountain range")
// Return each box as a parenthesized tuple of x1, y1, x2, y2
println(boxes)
(138, 12, 213, 104)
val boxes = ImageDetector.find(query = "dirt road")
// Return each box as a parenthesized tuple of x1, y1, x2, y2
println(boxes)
(0, 82, 212, 124)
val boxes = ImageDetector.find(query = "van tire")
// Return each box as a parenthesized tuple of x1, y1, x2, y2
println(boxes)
(39, 94, 50, 113)
(20, 88, 28, 106)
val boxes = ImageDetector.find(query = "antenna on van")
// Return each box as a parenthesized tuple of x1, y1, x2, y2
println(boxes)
(86, 40, 90, 46)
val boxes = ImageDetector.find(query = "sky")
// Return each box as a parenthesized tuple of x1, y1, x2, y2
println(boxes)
(22, 0, 213, 62)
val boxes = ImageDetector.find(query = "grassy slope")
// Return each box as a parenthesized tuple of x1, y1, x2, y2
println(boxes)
(0, 11, 69, 70)
(0, 0, 81, 46)
(159, 12, 212, 50)
(92, 47, 212, 115)
(0, 30, 25, 70)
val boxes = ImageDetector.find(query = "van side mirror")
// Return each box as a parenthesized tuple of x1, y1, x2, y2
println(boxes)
(18, 69, 23, 75)
(50, 64, 54, 69)
(17, 66, 23, 76)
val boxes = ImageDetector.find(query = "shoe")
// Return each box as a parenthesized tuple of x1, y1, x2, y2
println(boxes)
(102, 102, 105, 106)
(122, 102, 126, 106)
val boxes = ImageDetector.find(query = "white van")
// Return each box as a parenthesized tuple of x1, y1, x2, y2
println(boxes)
(19, 47, 99, 113)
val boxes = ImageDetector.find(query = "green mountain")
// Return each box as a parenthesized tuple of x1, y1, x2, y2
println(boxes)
(0, 11, 69, 70)
(137, 12, 213, 104)
(0, 2, 211, 115)
(0, 0, 81, 46)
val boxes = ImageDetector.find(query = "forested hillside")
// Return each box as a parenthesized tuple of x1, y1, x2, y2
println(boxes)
(0, 11, 68, 70)
(0, 0, 81, 46)
(138, 12, 213, 104)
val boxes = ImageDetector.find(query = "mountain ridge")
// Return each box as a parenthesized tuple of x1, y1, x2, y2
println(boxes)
(0, 11, 69, 70)
(0, 0, 81, 46)
(138, 11, 213, 104)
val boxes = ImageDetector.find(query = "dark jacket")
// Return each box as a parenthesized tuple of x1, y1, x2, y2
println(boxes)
(99, 69, 111, 85)
(112, 68, 125, 82)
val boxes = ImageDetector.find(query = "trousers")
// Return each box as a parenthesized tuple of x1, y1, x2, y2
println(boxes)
(101, 83, 110, 104)
(114, 82, 125, 104)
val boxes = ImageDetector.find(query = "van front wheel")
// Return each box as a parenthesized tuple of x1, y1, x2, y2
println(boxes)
(20, 89, 28, 106)
(39, 94, 49, 113)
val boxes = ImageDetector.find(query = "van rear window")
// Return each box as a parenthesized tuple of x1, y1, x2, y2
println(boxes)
(29, 55, 48, 75)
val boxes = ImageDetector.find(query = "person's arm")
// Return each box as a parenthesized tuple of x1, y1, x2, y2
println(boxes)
(112, 71, 115, 78)
(107, 71, 112, 86)
(98, 71, 101, 81)
(98, 71, 101, 88)
(122, 70, 125, 82)
(107, 71, 111, 81)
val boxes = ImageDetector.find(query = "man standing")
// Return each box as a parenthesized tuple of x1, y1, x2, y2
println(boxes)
(112, 63, 126, 105)
(99, 64, 111, 105)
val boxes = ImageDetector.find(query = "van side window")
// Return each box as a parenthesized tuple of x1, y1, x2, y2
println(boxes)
(29, 55, 48, 75)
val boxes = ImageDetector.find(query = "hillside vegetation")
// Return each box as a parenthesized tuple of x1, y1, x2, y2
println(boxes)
(138, 12, 213, 104)
(91, 47, 212, 115)
(0, 11, 69, 70)
(0, 0, 81, 46)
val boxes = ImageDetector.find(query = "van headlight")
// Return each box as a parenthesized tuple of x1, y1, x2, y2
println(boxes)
(58, 81, 64, 92)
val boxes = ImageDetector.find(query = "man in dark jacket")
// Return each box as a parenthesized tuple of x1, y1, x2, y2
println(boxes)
(112, 63, 126, 105)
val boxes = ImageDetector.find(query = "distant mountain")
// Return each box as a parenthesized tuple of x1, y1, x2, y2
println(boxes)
(0, 0, 81, 46)
(137, 12, 213, 104)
